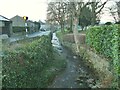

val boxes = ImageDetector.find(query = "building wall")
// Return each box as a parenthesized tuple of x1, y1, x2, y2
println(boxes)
(34, 22, 40, 31)
(11, 15, 25, 27)
(27, 21, 40, 32)
(0, 21, 5, 27)
(27, 21, 35, 33)
(11, 15, 40, 33)
(0, 21, 12, 37)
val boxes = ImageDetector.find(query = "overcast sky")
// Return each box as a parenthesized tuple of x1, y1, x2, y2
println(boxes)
(0, 0, 48, 22)
(0, 0, 118, 23)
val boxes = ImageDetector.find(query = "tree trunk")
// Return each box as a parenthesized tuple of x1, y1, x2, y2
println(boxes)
(91, 3, 96, 26)
(61, 23, 64, 34)
(70, 14, 73, 32)
(73, 17, 79, 53)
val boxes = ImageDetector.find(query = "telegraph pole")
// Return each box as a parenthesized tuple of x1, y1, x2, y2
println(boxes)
(23, 16, 28, 36)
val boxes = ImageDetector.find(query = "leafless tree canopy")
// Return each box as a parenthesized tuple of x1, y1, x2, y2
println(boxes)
(116, 1, 120, 20)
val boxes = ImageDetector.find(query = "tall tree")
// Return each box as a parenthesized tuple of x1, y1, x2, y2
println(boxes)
(106, 0, 120, 22)
(79, 6, 92, 30)
(90, 0, 109, 25)
(65, 2, 74, 33)
(47, 1, 67, 33)
(66, 1, 91, 53)
(47, 0, 108, 53)
(116, 1, 120, 20)
(107, 6, 118, 22)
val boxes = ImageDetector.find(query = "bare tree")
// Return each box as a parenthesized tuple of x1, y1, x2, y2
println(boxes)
(116, 1, 120, 20)
(66, 0, 108, 53)
(47, 1, 91, 53)
(90, 0, 109, 25)
(47, 0, 108, 53)
(66, 1, 92, 53)
(105, 0, 120, 22)
(47, 1, 67, 33)
(107, 6, 118, 22)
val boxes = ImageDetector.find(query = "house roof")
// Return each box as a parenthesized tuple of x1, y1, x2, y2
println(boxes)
(0, 15, 11, 21)
(27, 20, 34, 23)
(39, 20, 45, 24)
(10, 15, 23, 20)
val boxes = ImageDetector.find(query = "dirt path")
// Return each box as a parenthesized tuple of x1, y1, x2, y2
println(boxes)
(49, 47, 98, 88)
(49, 33, 97, 88)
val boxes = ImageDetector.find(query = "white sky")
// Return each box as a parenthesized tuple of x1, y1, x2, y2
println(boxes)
(0, 0, 118, 23)
(0, 0, 48, 22)
(100, 0, 118, 23)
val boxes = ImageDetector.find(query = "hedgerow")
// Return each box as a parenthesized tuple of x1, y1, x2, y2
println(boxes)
(2, 35, 53, 88)
(86, 24, 120, 87)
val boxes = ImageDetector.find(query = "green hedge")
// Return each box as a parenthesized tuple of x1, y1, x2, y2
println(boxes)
(12, 26, 30, 33)
(2, 35, 53, 88)
(86, 24, 120, 87)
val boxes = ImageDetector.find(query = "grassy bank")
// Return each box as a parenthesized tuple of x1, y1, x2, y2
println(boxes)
(86, 25, 120, 88)
(2, 35, 66, 88)
(40, 50, 67, 88)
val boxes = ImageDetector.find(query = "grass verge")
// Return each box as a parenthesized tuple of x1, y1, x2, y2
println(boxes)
(2, 35, 67, 88)
(39, 49, 67, 88)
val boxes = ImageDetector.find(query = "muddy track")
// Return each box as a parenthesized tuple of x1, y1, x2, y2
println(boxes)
(49, 46, 97, 88)
(49, 33, 97, 88)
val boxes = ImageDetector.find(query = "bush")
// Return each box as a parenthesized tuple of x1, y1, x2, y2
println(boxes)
(104, 22, 112, 25)
(12, 26, 30, 33)
(86, 25, 120, 87)
(2, 35, 53, 88)
(115, 21, 120, 24)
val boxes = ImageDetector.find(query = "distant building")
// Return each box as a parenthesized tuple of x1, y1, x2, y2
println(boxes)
(34, 21, 41, 32)
(11, 15, 25, 27)
(11, 15, 40, 33)
(0, 15, 12, 37)
(39, 20, 47, 30)
(11, 15, 26, 33)
(27, 20, 35, 33)
(27, 21, 40, 33)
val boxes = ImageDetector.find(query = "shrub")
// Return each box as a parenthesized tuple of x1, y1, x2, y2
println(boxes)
(86, 25, 120, 87)
(2, 35, 53, 88)
(104, 22, 112, 25)
(115, 21, 120, 24)
(12, 26, 30, 33)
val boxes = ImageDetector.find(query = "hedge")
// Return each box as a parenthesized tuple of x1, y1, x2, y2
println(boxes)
(2, 35, 53, 88)
(12, 26, 30, 33)
(86, 24, 120, 87)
